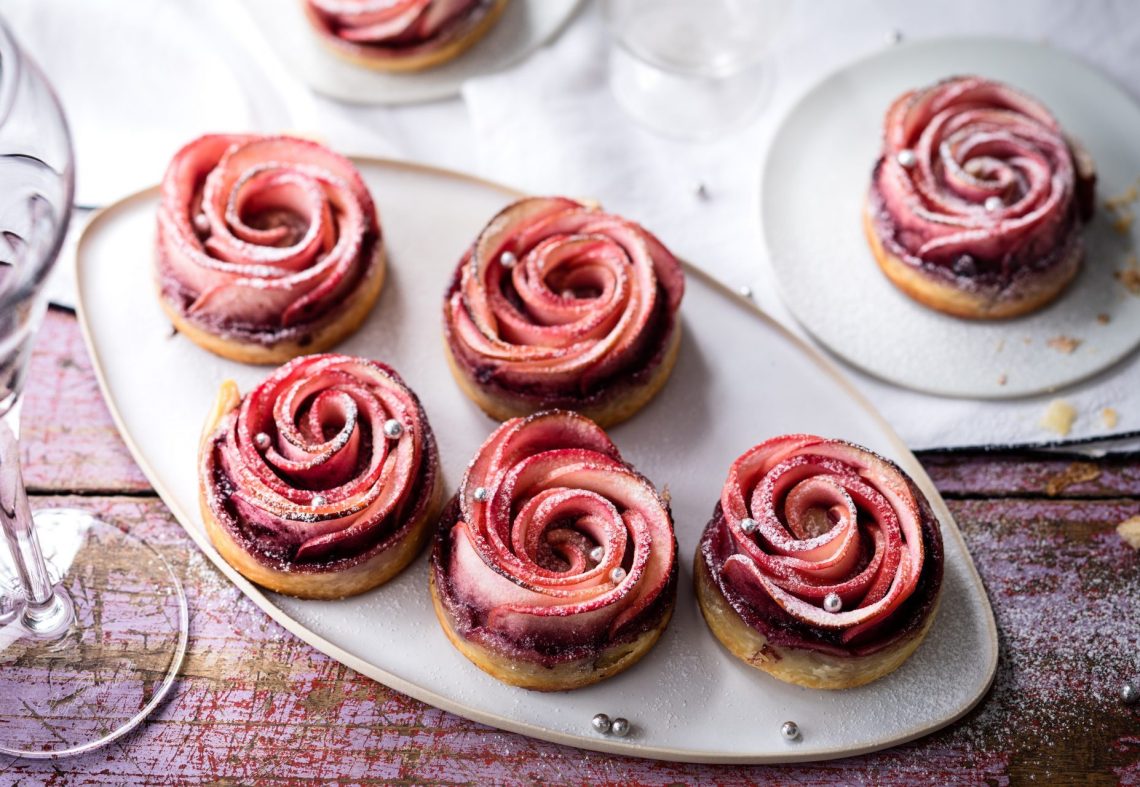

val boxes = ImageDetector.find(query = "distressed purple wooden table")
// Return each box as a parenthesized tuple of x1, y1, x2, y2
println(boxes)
(3, 308, 1139, 785)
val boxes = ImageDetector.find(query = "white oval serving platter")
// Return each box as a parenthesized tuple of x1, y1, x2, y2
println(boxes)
(762, 37, 1140, 400)
(76, 159, 996, 764)
(239, 0, 583, 105)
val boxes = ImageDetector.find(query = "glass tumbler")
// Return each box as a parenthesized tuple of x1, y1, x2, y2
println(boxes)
(0, 18, 187, 759)
(603, 0, 788, 140)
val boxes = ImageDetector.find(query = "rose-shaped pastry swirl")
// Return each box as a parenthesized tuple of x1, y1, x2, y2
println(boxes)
(700, 435, 942, 657)
(157, 134, 382, 348)
(443, 197, 684, 413)
(432, 410, 677, 664)
(304, 0, 503, 65)
(201, 354, 438, 578)
(868, 76, 1095, 283)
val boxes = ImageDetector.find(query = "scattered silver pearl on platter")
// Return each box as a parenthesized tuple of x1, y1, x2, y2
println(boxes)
(781, 721, 801, 741)
(984, 195, 1004, 211)
(1122, 682, 1139, 705)
(610, 718, 631, 737)
(694, 182, 709, 200)
(740, 517, 759, 535)
(311, 495, 327, 507)
(896, 149, 917, 168)
(473, 486, 489, 502)
(254, 432, 271, 450)
(193, 213, 210, 233)
(823, 592, 842, 613)
(591, 713, 612, 733)
(500, 250, 517, 268)
(889, 29, 903, 45)
(383, 418, 404, 439)
(610, 566, 627, 583)
(590, 546, 604, 563)
(738, 285, 753, 299)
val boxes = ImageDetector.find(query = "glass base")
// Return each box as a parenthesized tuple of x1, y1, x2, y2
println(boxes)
(0, 509, 188, 759)
(608, 45, 774, 141)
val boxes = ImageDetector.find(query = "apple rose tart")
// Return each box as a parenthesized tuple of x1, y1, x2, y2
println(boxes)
(199, 353, 441, 599)
(303, 0, 510, 72)
(865, 76, 1096, 319)
(443, 197, 685, 428)
(157, 134, 385, 364)
(696, 435, 943, 689)
(430, 410, 678, 690)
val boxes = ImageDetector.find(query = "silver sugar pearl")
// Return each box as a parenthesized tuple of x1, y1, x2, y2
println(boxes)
(823, 592, 842, 613)
(889, 28, 903, 45)
(610, 566, 627, 583)
(591, 713, 612, 733)
(590, 546, 604, 562)
(738, 285, 753, 299)
(781, 721, 801, 741)
(473, 486, 489, 502)
(311, 494, 327, 507)
(561, 289, 575, 299)
(1122, 682, 1139, 705)
(254, 432, 271, 450)
(610, 717, 631, 737)
(740, 517, 759, 535)
(193, 213, 210, 233)
(953, 255, 977, 276)
(896, 149, 917, 169)
(383, 418, 404, 439)
(500, 250, 517, 268)
(694, 182, 709, 200)
(984, 195, 1004, 211)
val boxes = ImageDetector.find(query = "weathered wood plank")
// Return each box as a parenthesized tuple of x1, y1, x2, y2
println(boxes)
(1, 494, 1136, 784)
(919, 450, 1140, 500)
(20, 309, 149, 494)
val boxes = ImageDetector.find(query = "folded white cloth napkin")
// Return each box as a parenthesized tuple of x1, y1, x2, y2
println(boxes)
(463, 0, 1140, 451)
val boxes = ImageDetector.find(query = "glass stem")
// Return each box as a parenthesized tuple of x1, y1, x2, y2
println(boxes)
(0, 402, 72, 637)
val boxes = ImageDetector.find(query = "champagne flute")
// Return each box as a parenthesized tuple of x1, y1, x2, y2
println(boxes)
(0, 18, 187, 758)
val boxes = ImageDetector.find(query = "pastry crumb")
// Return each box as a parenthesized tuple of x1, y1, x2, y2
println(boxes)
(1040, 399, 1077, 436)
(1097, 313, 1111, 325)
(1046, 336, 1081, 354)
(997, 373, 1008, 386)
(1101, 407, 1119, 429)
(1105, 184, 1139, 210)
(1118, 516, 1140, 550)
(1112, 214, 1134, 234)
(1115, 256, 1140, 295)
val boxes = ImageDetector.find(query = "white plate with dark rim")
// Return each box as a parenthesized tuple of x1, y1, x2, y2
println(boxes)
(762, 37, 1140, 400)
(75, 159, 996, 763)
(240, 0, 583, 105)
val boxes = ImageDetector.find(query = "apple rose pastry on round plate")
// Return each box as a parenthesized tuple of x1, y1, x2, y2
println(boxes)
(157, 134, 385, 364)
(865, 75, 1096, 319)
(696, 435, 943, 690)
(430, 410, 678, 691)
(303, 0, 510, 73)
(443, 197, 685, 428)
(199, 353, 441, 599)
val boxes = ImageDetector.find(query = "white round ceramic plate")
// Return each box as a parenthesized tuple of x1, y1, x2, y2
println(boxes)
(761, 38, 1140, 399)
(239, 0, 583, 105)
(76, 159, 996, 763)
